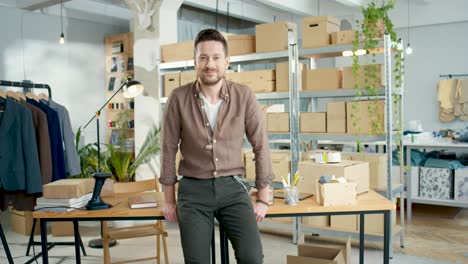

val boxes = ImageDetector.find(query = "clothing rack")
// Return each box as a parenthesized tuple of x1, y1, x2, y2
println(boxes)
(439, 74, 468, 79)
(0, 80, 52, 98)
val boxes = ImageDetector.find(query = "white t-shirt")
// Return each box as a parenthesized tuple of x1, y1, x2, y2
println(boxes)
(200, 94, 224, 131)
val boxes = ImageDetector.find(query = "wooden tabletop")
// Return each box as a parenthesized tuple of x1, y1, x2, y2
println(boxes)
(32, 191, 394, 220)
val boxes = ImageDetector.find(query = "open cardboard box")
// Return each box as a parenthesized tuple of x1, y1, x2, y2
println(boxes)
(287, 237, 351, 264)
(316, 181, 357, 207)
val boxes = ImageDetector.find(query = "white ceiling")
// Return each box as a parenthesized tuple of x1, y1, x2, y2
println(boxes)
(0, 0, 466, 29)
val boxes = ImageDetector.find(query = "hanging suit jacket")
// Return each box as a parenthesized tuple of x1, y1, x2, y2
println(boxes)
(20, 101, 52, 184)
(0, 97, 42, 193)
(27, 98, 67, 181)
(43, 99, 81, 176)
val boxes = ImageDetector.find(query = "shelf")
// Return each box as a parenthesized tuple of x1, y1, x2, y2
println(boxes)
(268, 133, 386, 142)
(160, 50, 289, 70)
(255, 88, 386, 100)
(299, 41, 385, 59)
(301, 223, 403, 239)
(411, 198, 468, 208)
(258, 219, 402, 242)
(375, 184, 405, 198)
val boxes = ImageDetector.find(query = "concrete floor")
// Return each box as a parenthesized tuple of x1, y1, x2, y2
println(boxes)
(0, 211, 460, 264)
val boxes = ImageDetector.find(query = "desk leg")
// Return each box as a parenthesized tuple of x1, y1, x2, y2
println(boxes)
(103, 221, 110, 264)
(384, 211, 390, 264)
(73, 221, 81, 264)
(219, 226, 229, 264)
(40, 219, 48, 264)
(0, 224, 14, 264)
(406, 147, 413, 223)
(211, 227, 216, 264)
(359, 213, 364, 264)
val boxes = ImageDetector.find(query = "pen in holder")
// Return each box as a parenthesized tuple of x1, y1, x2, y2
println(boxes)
(284, 186, 299, 205)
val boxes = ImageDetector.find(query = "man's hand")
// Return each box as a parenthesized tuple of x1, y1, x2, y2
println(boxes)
(162, 184, 178, 222)
(253, 202, 268, 223)
(162, 202, 178, 222)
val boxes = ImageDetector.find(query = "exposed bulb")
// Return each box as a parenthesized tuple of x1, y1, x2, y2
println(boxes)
(405, 43, 413, 54)
(59, 33, 65, 44)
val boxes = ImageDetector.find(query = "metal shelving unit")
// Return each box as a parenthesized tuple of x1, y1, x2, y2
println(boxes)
(158, 32, 405, 249)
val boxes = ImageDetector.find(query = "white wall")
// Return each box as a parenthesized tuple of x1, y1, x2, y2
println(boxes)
(396, 21, 468, 131)
(0, 6, 128, 144)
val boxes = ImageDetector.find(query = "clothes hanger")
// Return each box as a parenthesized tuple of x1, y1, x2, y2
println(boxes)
(25, 90, 40, 102)
(15, 91, 27, 101)
(6, 90, 21, 101)
(37, 92, 49, 102)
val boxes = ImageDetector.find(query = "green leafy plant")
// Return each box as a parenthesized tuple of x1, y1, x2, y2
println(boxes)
(351, 0, 404, 151)
(74, 126, 107, 178)
(105, 125, 161, 182)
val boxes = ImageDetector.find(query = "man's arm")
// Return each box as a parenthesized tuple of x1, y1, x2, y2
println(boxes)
(244, 88, 274, 222)
(159, 94, 181, 222)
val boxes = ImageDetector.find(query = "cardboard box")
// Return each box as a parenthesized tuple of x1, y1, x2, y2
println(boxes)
(316, 182, 357, 206)
(331, 30, 356, 45)
(302, 216, 330, 227)
(161, 40, 194, 62)
(164, 72, 180, 97)
(302, 16, 340, 48)
(275, 62, 305, 91)
(298, 160, 369, 195)
(256, 22, 297, 53)
(341, 152, 387, 190)
(225, 70, 276, 92)
(245, 150, 290, 182)
(228, 34, 255, 55)
(342, 64, 383, 89)
(331, 215, 357, 231)
(287, 237, 350, 264)
(244, 80, 276, 93)
(43, 179, 94, 199)
(10, 210, 40, 236)
(52, 222, 74, 237)
(455, 168, 468, 202)
(267, 113, 289, 133)
(327, 102, 346, 133)
(300, 112, 326, 133)
(357, 212, 397, 235)
(180, 71, 197, 85)
(303, 68, 341, 91)
(346, 100, 384, 134)
(225, 69, 275, 83)
(419, 167, 454, 200)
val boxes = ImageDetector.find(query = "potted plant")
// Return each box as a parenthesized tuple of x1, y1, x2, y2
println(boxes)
(351, 0, 404, 151)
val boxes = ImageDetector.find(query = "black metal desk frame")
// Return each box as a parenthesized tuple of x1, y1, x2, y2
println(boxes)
(35, 209, 391, 264)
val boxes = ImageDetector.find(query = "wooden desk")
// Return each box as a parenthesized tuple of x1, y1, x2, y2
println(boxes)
(33, 191, 394, 264)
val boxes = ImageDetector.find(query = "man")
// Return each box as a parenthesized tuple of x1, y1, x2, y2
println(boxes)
(160, 29, 274, 264)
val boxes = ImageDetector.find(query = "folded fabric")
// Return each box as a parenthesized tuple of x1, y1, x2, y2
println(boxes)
(423, 158, 465, 170)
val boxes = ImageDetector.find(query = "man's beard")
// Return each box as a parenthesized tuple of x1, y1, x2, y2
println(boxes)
(199, 70, 223, 86)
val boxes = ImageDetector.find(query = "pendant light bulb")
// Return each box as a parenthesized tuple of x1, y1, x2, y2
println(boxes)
(59, 33, 65, 44)
(405, 43, 413, 55)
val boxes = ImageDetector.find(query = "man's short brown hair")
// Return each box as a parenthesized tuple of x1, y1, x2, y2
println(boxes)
(194, 29, 228, 56)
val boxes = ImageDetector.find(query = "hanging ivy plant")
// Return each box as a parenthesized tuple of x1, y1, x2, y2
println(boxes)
(351, 0, 404, 153)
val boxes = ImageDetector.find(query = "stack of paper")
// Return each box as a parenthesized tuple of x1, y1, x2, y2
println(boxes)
(34, 193, 93, 212)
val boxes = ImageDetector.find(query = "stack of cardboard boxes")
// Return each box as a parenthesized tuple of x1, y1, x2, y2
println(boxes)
(267, 100, 384, 135)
